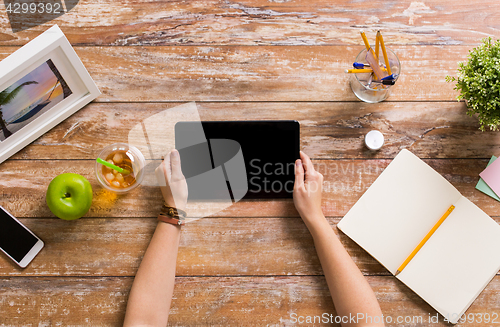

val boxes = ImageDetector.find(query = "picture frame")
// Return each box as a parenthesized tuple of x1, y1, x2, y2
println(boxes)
(0, 25, 100, 164)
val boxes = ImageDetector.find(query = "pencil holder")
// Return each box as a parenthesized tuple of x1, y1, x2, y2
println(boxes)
(349, 48, 400, 103)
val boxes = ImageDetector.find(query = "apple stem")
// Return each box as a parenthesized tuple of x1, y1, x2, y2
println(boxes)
(64, 192, 71, 198)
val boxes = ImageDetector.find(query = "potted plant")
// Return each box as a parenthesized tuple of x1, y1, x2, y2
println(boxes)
(447, 37, 500, 131)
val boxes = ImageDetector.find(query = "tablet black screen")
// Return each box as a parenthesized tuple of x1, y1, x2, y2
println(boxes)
(175, 121, 300, 199)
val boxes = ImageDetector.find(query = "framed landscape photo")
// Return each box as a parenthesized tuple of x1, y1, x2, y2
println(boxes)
(0, 25, 100, 164)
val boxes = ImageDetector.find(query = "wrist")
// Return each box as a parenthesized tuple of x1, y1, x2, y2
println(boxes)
(158, 204, 187, 226)
(157, 219, 182, 232)
(155, 222, 182, 244)
(302, 212, 329, 235)
(301, 209, 326, 224)
(164, 201, 186, 212)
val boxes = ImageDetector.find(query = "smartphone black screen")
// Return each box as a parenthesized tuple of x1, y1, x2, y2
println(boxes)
(175, 120, 300, 199)
(0, 208, 38, 262)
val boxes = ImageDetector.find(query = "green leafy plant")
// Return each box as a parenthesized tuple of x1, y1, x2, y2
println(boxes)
(447, 37, 500, 131)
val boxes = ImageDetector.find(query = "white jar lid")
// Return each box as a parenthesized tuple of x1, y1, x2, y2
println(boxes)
(364, 130, 384, 151)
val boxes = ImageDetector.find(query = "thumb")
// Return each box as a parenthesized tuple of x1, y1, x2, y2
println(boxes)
(294, 159, 304, 189)
(170, 149, 183, 179)
(162, 150, 172, 181)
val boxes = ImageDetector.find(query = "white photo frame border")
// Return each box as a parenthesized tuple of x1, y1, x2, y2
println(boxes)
(0, 24, 100, 164)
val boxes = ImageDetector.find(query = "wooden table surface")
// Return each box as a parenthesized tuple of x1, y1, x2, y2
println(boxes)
(1, 1, 500, 326)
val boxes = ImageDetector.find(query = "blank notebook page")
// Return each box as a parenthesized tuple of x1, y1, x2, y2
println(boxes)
(337, 150, 462, 274)
(397, 196, 500, 322)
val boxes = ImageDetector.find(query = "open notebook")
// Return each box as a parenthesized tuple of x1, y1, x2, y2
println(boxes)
(337, 149, 500, 324)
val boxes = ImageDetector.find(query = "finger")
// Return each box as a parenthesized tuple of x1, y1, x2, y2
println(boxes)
(170, 149, 184, 179)
(300, 151, 315, 176)
(294, 159, 304, 189)
(162, 150, 172, 181)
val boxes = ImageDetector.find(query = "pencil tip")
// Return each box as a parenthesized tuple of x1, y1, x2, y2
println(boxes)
(395, 270, 401, 276)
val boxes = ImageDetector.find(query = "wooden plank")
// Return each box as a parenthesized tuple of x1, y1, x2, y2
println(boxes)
(0, 45, 467, 102)
(2, 217, 498, 278)
(10, 101, 497, 161)
(1, 159, 499, 218)
(0, 0, 499, 46)
(1, 276, 499, 326)
(0, 277, 130, 326)
(0, 217, 377, 277)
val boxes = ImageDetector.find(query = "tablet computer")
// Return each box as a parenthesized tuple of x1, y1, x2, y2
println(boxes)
(175, 120, 300, 199)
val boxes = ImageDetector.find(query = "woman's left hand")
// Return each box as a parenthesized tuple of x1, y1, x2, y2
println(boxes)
(159, 149, 188, 211)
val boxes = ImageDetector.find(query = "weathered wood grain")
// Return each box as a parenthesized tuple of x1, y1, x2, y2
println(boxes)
(0, 45, 467, 102)
(0, 277, 130, 326)
(1, 276, 499, 326)
(1, 159, 499, 218)
(0, 0, 499, 46)
(0, 217, 378, 277)
(9, 101, 498, 161)
(0, 1, 498, 325)
(1, 217, 498, 278)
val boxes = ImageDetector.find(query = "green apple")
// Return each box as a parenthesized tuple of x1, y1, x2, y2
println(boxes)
(46, 173, 93, 220)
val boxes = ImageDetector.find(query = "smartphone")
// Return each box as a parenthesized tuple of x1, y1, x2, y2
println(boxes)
(0, 206, 44, 268)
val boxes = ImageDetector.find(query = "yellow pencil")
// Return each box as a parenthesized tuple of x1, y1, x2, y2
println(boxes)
(345, 68, 388, 74)
(360, 31, 378, 59)
(395, 205, 455, 276)
(346, 68, 373, 73)
(360, 31, 371, 51)
(375, 31, 380, 60)
(378, 31, 392, 75)
(360, 31, 382, 79)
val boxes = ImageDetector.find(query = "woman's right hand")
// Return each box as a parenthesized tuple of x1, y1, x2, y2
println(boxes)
(293, 151, 325, 226)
